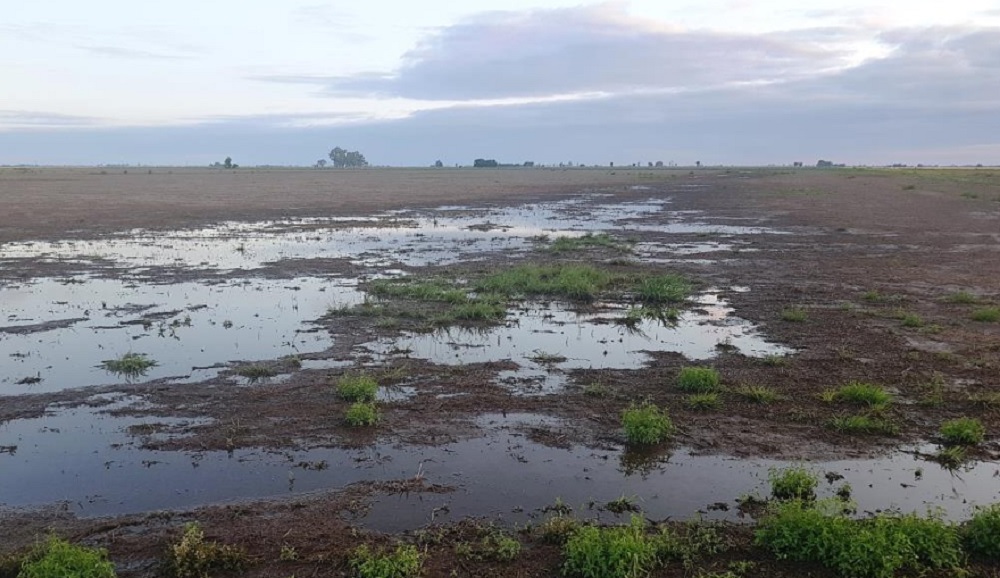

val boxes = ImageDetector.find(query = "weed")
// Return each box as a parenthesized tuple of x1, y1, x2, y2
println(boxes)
(822, 382, 891, 406)
(862, 290, 903, 304)
(337, 374, 379, 402)
(620, 305, 680, 326)
(828, 415, 900, 436)
(529, 350, 568, 364)
(349, 544, 422, 578)
(769, 466, 818, 501)
(962, 191, 980, 199)
(168, 522, 247, 578)
(279, 545, 298, 562)
(733, 385, 779, 404)
(968, 391, 1000, 408)
(940, 417, 985, 446)
(918, 374, 946, 407)
(964, 504, 1000, 558)
(476, 264, 613, 301)
(971, 307, 1000, 322)
(635, 274, 692, 304)
(345, 402, 380, 427)
(100, 352, 157, 379)
(583, 382, 612, 398)
(456, 528, 521, 562)
(605, 495, 641, 514)
(836, 483, 852, 501)
(685, 392, 721, 411)
(548, 233, 630, 253)
(19, 536, 116, 578)
(756, 500, 963, 578)
(621, 403, 674, 445)
(934, 446, 968, 470)
(760, 354, 789, 367)
(369, 278, 468, 304)
(445, 299, 507, 321)
(781, 307, 808, 322)
(946, 291, 979, 304)
(901, 313, 924, 327)
(539, 515, 581, 544)
(676, 366, 721, 393)
(561, 516, 661, 578)
(236, 364, 276, 382)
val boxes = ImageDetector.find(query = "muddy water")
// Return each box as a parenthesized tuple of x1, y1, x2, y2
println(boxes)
(0, 405, 995, 529)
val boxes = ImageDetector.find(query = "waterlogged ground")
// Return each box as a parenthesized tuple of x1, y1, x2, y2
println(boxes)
(1, 168, 999, 577)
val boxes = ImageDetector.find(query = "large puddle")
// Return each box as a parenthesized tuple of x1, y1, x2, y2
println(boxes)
(0, 404, 995, 530)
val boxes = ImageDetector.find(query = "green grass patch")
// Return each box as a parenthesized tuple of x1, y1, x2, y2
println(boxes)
(971, 307, 1000, 322)
(940, 417, 985, 446)
(168, 522, 248, 578)
(19, 536, 116, 578)
(676, 366, 721, 393)
(934, 446, 968, 470)
(561, 516, 664, 578)
(622, 403, 674, 445)
(369, 278, 468, 304)
(444, 299, 507, 321)
(901, 313, 924, 327)
(583, 382, 612, 397)
(759, 354, 789, 367)
(945, 291, 979, 304)
(733, 385, 779, 404)
(822, 382, 891, 406)
(685, 392, 721, 411)
(634, 274, 692, 305)
(337, 374, 379, 402)
(620, 305, 680, 327)
(781, 307, 808, 322)
(456, 528, 521, 562)
(235, 364, 276, 381)
(547, 233, 631, 253)
(349, 544, 423, 578)
(827, 414, 900, 436)
(100, 352, 157, 379)
(345, 402, 380, 427)
(769, 466, 818, 501)
(964, 504, 1000, 558)
(476, 264, 613, 301)
(756, 500, 963, 578)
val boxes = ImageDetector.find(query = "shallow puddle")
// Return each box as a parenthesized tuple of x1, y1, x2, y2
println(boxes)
(0, 407, 995, 530)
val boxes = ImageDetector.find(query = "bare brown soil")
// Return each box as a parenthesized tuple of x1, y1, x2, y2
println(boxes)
(2, 167, 999, 577)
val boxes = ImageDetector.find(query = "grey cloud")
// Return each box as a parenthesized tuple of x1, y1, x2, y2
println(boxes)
(0, 110, 100, 128)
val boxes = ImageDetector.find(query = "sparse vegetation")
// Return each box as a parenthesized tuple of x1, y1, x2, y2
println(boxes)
(349, 544, 422, 578)
(100, 352, 157, 379)
(945, 291, 979, 304)
(685, 392, 721, 411)
(733, 385, 779, 404)
(781, 307, 807, 322)
(337, 374, 379, 402)
(561, 516, 663, 578)
(547, 233, 631, 254)
(964, 504, 1000, 558)
(971, 307, 1000, 322)
(769, 466, 818, 501)
(476, 264, 613, 301)
(934, 446, 968, 470)
(456, 528, 521, 562)
(635, 274, 692, 304)
(236, 364, 276, 382)
(940, 417, 985, 446)
(168, 522, 247, 578)
(676, 366, 721, 393)
(821, 382, 891, 406)
(901, 313, 924, 327)
(19, 536, 116, 578)
(622, 403, 674, 445)
(828, 414, 900, 436)
(345, 402, 380, 427)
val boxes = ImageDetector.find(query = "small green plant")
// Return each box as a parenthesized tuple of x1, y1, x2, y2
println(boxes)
(685, 392, 721, 411)
(337, 374, 379, 402)
(964, 504, 1000, 558)
(901, 313, 924, 327)
(769, 466, 818, 501)
(100, 352, 157, 379)
(760, 354, 789, 367)
(945, 291, 978, 304)
(940, 417, 985, 446)
(236, 364, 276, 382)
(605, 495, 641, 514)
(583, 382, 612, 397)
(822, 382, 891, 406)
(279, 544, 298, 562)
(456, 528, 521, 562)
(19, 536, 116, 578)
(561, 516, 660, 578)
(539, 515, 581, 544)
(349, 544, 422, 578)
(548, 233, 630, 254)
(676, 366, 721, 393)
(781, 307, 808, 322)
(621, 403, 674, 445)
(733, 385, 779, 404)
(934, 446, 968, 470)
(635, 274, 692, 304)
(971, 307, 1000, 322)
(828, 414, 899, 436)
(168, 522, 247, 578)
(475, 264, 613, 301)
(529, 350, 568, 364)
(345, 402, 380, 427)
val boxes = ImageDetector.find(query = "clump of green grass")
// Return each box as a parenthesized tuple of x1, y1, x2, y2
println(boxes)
(676, 366, 721, 393)
(528, 350, 568, 364)
(756, 500, 963, 578)
(822, 382, 891, 406)
(476, 264, 613, 301)
(168, 522, 247, 578)
(548, 233, 630, 253)
(862, 290, 903, 304)
(964, 504, 1000, 558)
(781, 307, 808, 322)
(583, 382, 612, 398)
(561, 516, 663, 578)
(934, 446, 968, 470)
(100, 352, 157, 379)
(768, 466, 818, 501)
(971, 307, 1000, 322)
(337, 374, 379, 402)
(635, 274, 692, 304)
(733, 385, 779, 404)
(827, 414, 900, 436)
(621, 403, 674, 445)
(620, 305, 680, 327)
(445, 299, 507, 321)
(235, 364, 276, 382)
(456, 528, 521, 562)
(901, 313, 925, 328)
(369, 278, 468, 304)
(940, 417, 985, 446)
(19, 536, 116, 578)
(538, 515, 581, 544)
(349, 544, 423, 578)
(945, 291, 979, 304)
(345, 402, 380, 427)
(685, 392, 721, 411)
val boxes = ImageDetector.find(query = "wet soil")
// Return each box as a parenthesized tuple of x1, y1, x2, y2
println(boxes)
(1, 167, 999, 577)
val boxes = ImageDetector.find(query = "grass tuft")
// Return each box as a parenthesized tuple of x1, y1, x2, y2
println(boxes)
(733, 385, 779, 404)
(19, 536, 116, 578)
(827, 414, 900, 436)
(337, 374, 379, 402)
(945, 291, 979, 304)
(100, 352, 157, 379)
(345, 402, 380, 427)
(476, 264, 613, 301)
(635, 274, 693, 305)
(971, 307, 1000, 322)
(685, 392, 721, 411)
(769, 466, 818, 501)
(781, 307, 808, 322)
(168, 522, 247, 578)
(676, 366, 721, 393)
(349, 544, 422, 578)
(940, 417, 985, 446)
(235, 364, 276, 382)
(622, 403, 674, 445)
(547, 233, 631, 254)
(561, 516, 663, 578)
(964, 504, 1000, 558)
(934, 446, 968, 470)
(822, 382, 891, 406)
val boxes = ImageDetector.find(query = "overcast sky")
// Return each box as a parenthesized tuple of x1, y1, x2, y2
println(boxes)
(3, 1, 999, 166)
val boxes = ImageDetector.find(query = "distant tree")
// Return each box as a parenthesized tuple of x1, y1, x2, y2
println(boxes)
(434, 160, 444, 168)
(224, 156, 233, 169)
(655, 161, 664, 167)
(695, 161, 701, 168)
(816, 159, 834, 168)
(316, 159, 327, 168)
(523, 161, 535, 167)
(648, 162, 653, 167)
(473, 158, 499, 168)
(610, 162, 614, 167)
(329, 147, 369, 168)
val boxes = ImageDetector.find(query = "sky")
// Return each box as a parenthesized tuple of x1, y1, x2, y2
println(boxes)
(2, 1, 999, 166)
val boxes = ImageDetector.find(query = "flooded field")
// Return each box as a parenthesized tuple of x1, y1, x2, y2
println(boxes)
(1, 168, 999, 577)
